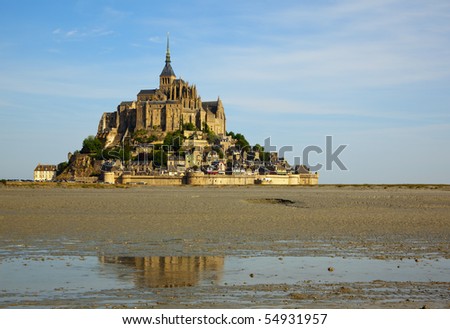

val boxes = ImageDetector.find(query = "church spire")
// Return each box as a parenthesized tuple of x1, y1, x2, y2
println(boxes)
(165, 32, 171, 64)
(160, 33, 176, 88)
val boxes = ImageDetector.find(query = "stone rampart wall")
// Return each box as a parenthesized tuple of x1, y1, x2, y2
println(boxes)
(116, 173, 318, 186)
(120, 175, 183, 186)
(186, 173, 255, 186)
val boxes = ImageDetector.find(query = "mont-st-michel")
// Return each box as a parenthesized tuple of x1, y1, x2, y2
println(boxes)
(46, 36, 319, 186)
(2, 1, 450, 313)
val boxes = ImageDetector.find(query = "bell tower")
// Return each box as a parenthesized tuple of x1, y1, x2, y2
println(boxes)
(159, 33, 176, 89)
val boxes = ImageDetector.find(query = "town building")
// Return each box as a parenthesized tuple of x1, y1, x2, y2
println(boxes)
(34, 164, 57, 182)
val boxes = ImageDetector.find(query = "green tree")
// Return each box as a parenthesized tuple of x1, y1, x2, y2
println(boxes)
(253, 144, 264, 152)
(133, 129, 147, 137)
(260, 151, 271, 162)
(182, 122, 197, 131)
(56, 161, 69, 175)
(163, 130, 185, 152)
(151, 150, 168, 167)
(233, 132, 250, 150)
(207, 130, 220, 145)
(81, 136, 103, 154)
(119, 144, 131, 162)
(213, 145, 224, 159)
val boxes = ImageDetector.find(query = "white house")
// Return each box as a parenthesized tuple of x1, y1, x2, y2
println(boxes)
(34, 164, 57, 182)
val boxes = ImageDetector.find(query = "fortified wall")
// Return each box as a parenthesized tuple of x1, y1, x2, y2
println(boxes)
(112, 172, 319, 186)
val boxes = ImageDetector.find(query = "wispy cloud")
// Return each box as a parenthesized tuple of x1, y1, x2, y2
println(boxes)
(148, 36, 162, 43)
(46, 48, 61, 54)
(226, 97, 361, 116)
(65, 29, 78, 37)
(52, 27, 114, 39)
(225, 95, 450, 123)
(182, 1, 450, 94)
(102, 6, 131, 20)
(221, 1, 447, 77)
(0, 64, 131, 100)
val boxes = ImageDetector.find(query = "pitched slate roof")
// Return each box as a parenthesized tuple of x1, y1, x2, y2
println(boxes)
(202, 101, 218, 114)
(34, 164, 57, 172)
(137, 89, 157, 96)
(160, 62, 175, 77)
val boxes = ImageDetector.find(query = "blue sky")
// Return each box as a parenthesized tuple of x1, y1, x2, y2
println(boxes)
(1, 0, 449, 183)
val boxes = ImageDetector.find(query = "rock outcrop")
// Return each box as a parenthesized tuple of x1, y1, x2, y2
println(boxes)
(57, 153, 102, 181)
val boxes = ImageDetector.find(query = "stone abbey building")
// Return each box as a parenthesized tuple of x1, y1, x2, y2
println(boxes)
(97, 37, 226, 148)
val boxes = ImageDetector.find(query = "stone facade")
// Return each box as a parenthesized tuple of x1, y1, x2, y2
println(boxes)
(34, 164, 57, 182)
(97, 36, 226, 148)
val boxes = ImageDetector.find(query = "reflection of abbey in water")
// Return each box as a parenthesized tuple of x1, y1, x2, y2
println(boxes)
(100, 256, 224, 288)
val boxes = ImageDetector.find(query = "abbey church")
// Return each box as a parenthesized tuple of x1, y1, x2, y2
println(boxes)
(97, 37, 226, 148)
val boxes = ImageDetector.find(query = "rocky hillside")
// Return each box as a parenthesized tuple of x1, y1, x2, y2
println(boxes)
(57, 153, 102, 181)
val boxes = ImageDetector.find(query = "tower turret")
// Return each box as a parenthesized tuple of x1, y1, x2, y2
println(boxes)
(160, 33, 176, 89)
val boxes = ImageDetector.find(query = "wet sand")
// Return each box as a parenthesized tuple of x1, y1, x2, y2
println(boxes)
(0, 185, 449, 308)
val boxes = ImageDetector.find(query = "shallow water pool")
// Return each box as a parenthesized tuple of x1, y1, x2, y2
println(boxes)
(1, 255, 448, 306)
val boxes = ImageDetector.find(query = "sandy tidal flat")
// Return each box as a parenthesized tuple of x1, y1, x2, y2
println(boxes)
(0, 185, 449, 308)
